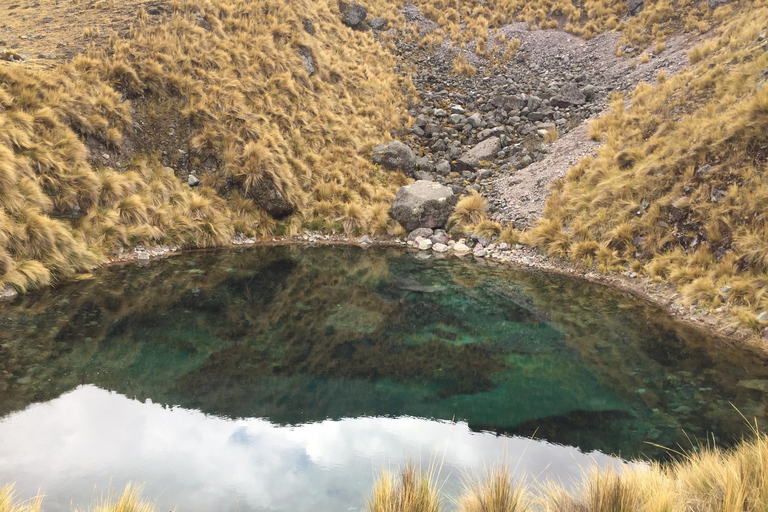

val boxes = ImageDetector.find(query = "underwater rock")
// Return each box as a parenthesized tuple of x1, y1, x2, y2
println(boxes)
(391, 180, 456, 231)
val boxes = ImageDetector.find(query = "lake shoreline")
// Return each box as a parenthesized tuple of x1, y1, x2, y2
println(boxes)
(78, 234, 765, 359)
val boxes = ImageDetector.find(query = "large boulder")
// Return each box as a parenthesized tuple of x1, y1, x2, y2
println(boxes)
(340, 2, 367, 27)
(391, 180, 456, 231)
(250, 177, 294, 219)
(550, 83, 587, 108)
(372, 141, 416, 174)
(453, 137, 501, 172)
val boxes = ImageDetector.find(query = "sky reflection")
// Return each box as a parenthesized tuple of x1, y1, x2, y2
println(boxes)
(0, 385, 620, 512)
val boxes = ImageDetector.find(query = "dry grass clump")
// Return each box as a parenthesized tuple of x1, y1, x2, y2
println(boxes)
(0, 484, 154, 512)
(366, 432, 768, 512)
(449, 192, 488, 230)
(457, 465, 528, 512)
(453, 53, 478, 77)
(367, 464, 442, 512)
(526, 2, 768, 333)
(0, 485, 42, 512)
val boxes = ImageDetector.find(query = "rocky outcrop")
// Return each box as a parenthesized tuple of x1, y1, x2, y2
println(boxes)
(391, 180, 456, 231)
(372, 141, 416, 174)
(453, 137, 501, 172)
(250, 177, 294, 219)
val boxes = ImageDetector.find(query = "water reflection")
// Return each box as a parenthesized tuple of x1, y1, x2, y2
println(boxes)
(0, 385, 618, 512)
(0, 245, 767, 510)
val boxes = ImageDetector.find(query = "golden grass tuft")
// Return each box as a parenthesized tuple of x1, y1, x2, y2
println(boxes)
(453, 54, 477, 78)
(449, 192, 487, 229)
(366, 465, 442, 512)
(457, 465, 528, 512)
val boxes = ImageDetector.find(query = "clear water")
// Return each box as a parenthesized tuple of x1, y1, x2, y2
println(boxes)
(0, 246, 766, 511)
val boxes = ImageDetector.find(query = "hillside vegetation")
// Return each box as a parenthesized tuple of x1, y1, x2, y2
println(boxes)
(526, 1, 768, 332)
(0, 0, 412, 292)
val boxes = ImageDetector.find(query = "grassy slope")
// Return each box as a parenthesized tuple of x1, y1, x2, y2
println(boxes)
(0, 0, 413, 292)
(525, 1, 768, 335)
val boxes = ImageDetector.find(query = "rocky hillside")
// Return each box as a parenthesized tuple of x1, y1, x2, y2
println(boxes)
(2, 0, 768, 340)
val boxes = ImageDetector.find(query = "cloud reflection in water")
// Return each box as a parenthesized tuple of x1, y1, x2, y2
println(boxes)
(0, 385, 620, 512)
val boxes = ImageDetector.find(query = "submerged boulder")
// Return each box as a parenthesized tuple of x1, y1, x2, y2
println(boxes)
(453, 137, 501, 172)
(372, 141, 416, 174)
(391, 180, 456, 231)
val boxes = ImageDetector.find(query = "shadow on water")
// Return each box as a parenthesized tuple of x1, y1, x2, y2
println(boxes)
(1, 245, 767, 460)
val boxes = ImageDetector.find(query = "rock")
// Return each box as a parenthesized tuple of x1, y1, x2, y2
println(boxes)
(432, 242, 448, 253)
(453, 241, 470, 253)
(249, 176, 294, 218)
(474, 248, 487, 257)
(358, 235, 373, 244)
(627, 0, 644, 14)
(467, 113, 483, 128)
(763, 327, 768, 341)
(454, 137, 501, 172)
(758, 311, 768, 323)
(407, 227, 434, 241)
(303, 19, 316, 34)
(435, 160, 451, 176)
(368, 17, 386, 30)
(372, 141, 416, 173)
(188, 174, 200, 186)
(391, 181, 456, 231)
(341, 2, 367, 27)
(418, 239, 433, 251)
(298, 47, 315, 76)
(581, 84, 596, 100)
(707, 0, 735, 7)
(720, 286, 732, 294)
(550, 83, 587, 108)
(0, 285, 17, 300)
(449, 113, 463, 124)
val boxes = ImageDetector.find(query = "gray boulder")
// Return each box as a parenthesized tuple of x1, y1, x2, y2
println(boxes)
(453, 137, 501, 172)
(627, 0, 644, 14)
(391, 180, 457, 231)
(550, 84, 587, 108)
(372, 141, 416, 174)
(249, 177, 294, 219)
(368, 17, 387, 30)
(341, 2, 367, 27)
(407, 227, 434, 241)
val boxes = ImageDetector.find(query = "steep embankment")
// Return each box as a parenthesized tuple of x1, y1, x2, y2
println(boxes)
(0, 0, 413, 294)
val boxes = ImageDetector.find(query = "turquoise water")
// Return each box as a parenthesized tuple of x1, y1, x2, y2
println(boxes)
(0, 246, 766, 511)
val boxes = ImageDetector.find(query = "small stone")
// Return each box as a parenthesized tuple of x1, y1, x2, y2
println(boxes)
(358, 235, 372, 244)
(720, 286, 732, 294)
(432, 242, 448, 253)
(757, 311, 768, 323)
(453, 242, 470, 253)
(474, 249, 487, 257)
(188, 175, 200, 186)
(407, 228, 434, 241)
(418, 239, 433, 251)
(0, 286, 18, 300)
